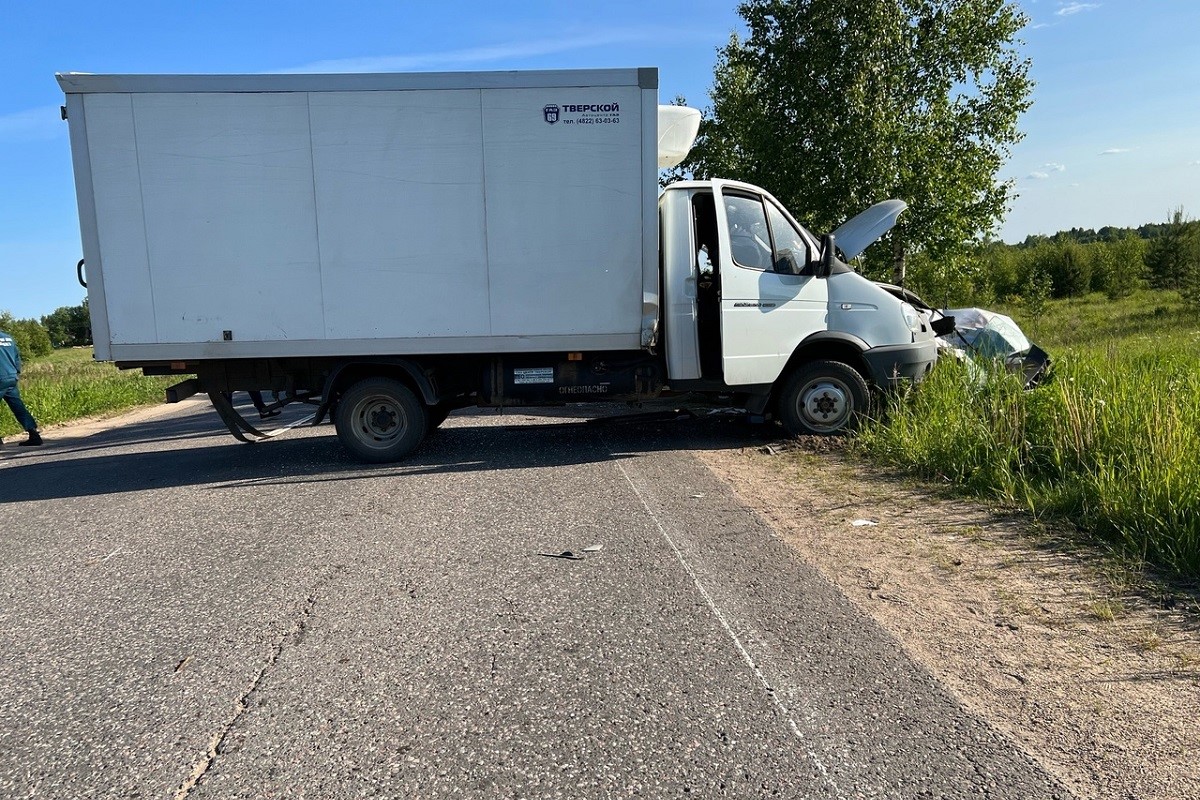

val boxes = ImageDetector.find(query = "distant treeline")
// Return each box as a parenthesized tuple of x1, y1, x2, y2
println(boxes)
(0, 300, 92, 359)
(903, 209, 1200, 310)
(1012, 221, 1184, 247)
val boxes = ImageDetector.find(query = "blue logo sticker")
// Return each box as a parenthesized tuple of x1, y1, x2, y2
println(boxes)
(543, 104, 560, 124)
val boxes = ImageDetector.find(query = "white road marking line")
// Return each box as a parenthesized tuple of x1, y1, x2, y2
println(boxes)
(615, 460, 843, 798)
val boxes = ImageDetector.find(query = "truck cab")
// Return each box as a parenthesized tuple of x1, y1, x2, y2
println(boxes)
(659, 179, 937, 435)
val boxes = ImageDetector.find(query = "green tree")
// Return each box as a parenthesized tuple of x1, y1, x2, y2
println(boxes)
(1046, 239, 1090, 298)
(1100, 234, 1146, 300)
(679, 0, 1033, 285)
(978, 242, 1021, 299)
(0, 312, 52, 359)
(1145, 208, 1200, 291)
(1020, 241, 1060, 295)
(1023, 266, 1050, 322)
(41, 299, 92, 348)
(1085, 240, 1115, 296)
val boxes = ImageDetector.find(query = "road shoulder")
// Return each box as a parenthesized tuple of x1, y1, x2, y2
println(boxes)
(698, 441, 1200, 800)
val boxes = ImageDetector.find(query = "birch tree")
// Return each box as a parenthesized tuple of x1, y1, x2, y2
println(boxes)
(680, 0, 1033, 284)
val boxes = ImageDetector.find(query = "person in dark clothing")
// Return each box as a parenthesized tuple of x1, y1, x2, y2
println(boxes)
(0, 329, 43, 447)
(248, 390, 280, 419)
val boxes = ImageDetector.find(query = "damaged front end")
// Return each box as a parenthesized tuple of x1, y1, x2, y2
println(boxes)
(875, 284, 1051, 389)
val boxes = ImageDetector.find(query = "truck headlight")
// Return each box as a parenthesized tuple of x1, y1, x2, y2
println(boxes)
(900, 302, 920, 333)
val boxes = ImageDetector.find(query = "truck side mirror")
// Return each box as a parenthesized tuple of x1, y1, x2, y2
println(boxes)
(818, 234, 836, 278)
(773, 249, 803, 275)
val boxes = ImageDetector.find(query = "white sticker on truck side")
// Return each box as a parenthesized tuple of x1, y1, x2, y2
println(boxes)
(542, 101, 622, 126)
(513, 368, 555, 385)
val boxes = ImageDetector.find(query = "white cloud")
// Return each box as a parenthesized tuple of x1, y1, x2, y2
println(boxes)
(0, 106, 65, 142)
(280, 30, 666, 74)
(1027, 163, 1065, 180)
(1100, 147, 1131, 155)
(1056, 2, 1100, 16)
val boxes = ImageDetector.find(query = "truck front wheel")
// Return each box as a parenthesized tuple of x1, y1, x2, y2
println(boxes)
(335, 377, 427, 463)
(778, 360, 870, 436)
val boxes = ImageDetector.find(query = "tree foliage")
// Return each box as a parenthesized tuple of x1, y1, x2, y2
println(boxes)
(1018, 220, 1196, 247)
(0, 312, 53, 360)
(41, 299, 93, 348)
(904, 230, 1148, 308)
(1100, 234, 1146, 301)
(676, 0, 1033, 284)
(1145, 208, 1200, 294)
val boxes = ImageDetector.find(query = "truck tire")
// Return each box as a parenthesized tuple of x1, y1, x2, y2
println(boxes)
(334, 377, 427, 463)
(778, 360, 870, 436)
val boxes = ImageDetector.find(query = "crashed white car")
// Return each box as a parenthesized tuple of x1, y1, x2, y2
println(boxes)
(876, 286, 1051, 389)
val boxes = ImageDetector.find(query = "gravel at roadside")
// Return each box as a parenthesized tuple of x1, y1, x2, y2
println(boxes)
(699, 439, 1200, 800)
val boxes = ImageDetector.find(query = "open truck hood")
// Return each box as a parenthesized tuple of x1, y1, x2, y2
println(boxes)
(831, 199, 907, 260)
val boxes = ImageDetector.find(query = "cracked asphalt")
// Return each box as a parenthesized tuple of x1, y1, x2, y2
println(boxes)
(0, 398, 1070, 799)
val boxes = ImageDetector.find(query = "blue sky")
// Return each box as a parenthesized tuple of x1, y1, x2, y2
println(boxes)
(2, 0, 1198, 319)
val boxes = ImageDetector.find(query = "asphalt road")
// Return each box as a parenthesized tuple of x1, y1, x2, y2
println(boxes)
(0, 399, 1069, 799)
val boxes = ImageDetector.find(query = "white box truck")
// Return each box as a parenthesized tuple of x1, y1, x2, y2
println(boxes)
(57, 68, 938, 462)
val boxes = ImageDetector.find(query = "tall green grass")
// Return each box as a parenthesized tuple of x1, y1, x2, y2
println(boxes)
(857, 290, 1200, 579)
(0, 348, 176, 438)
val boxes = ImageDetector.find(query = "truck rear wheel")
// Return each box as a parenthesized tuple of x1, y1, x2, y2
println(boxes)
(335, 377, 427, 463)
(778, 360, 870, 436)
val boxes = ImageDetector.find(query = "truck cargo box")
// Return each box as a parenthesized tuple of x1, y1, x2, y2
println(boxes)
(58, 69, 660, 362)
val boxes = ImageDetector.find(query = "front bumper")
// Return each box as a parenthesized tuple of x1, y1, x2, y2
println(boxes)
(862, 338, 938, 387)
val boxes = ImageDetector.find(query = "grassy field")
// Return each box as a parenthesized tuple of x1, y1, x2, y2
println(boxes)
(0, 348, 176, 438)
(857, 289, 1200, 580)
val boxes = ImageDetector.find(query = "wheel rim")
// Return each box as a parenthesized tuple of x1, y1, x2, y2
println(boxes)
(351, 393, 407, 449)
(797, 378, 854, 433)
